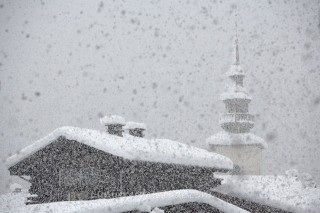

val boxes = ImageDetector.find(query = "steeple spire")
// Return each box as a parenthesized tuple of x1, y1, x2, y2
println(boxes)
(234, 12, 240, 65)
(234, 22, 240, 65)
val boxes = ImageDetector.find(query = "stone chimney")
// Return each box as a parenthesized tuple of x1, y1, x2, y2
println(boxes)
(125, 121, 147, 138)
(100, 115, 125, 137)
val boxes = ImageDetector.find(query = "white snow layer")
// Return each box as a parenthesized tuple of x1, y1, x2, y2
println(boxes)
(213, 175, 320, 213)
(0, 189, 249, 213)
(150, 207, 164, 213)
(226, 64, 245, 77)
(124, 121, 147, 130)
(206, 131, 267, 149)
(100, 115, 126, 125)
(6, 126, 233, 170)
(9, 183, 22, 192)
(0, 190, 30, 213)
(220, 91, 252, 101)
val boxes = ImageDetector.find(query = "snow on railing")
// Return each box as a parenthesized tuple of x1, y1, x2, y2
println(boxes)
(74, 189, 249, 213)
(9, 190, 249, 213)
(220, 113, 254, 124)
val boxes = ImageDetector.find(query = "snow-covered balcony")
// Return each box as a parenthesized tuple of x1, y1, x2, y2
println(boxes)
(219, 113, 255, 133)
(220, 113, 254, 123)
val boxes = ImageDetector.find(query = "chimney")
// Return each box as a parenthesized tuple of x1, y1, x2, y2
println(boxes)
(100, 115, 125, 137)
(125, 121, 147, 138)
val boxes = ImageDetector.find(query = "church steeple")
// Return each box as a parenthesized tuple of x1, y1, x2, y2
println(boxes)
(219, 31, 255, 133)
(234, 23, 240, 65)
(206, 20, 267, 175)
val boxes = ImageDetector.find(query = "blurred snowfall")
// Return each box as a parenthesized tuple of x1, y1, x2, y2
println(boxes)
(0, 0, 319, 193)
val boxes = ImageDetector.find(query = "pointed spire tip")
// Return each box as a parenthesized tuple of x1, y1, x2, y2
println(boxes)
(234, 19, 240, 65)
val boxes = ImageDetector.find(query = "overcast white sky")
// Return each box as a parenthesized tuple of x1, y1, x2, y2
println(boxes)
(0, 0, 319, 193)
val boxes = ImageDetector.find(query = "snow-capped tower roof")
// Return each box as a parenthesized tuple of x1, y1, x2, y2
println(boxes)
(222, 29, 251, 100)
(206, 131, 267, 149)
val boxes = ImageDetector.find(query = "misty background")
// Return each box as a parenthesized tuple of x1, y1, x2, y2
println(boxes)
(0, 0, 319, 194)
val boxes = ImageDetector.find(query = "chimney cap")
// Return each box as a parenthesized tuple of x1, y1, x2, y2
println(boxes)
(100, 115, 125, 126)
(124, 121, 147, 130)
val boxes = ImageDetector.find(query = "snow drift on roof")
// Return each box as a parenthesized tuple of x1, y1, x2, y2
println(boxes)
(1, 190, 249, 213)
(124, 121, 147, 130)
(212, 175, 320, 213)
(206, 131, 267, 149)
(100, 115, 125, 125)
(6, 127, 233, 170)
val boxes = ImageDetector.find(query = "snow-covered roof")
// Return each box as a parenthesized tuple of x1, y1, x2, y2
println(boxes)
(221, 91, 252, 101)
(124, 121, 147, 130)
(212, 175, 320, 213)
(100, 115, 125, 125)
(1, 189, 249, 213)
(6, 126, 233, 170)
(226, 64, 245, 77)
(206, 131, 267, 149)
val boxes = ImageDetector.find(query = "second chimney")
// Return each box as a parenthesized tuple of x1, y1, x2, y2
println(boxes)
(125, 121, 147, 138)
(100, 115, 125, 137)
